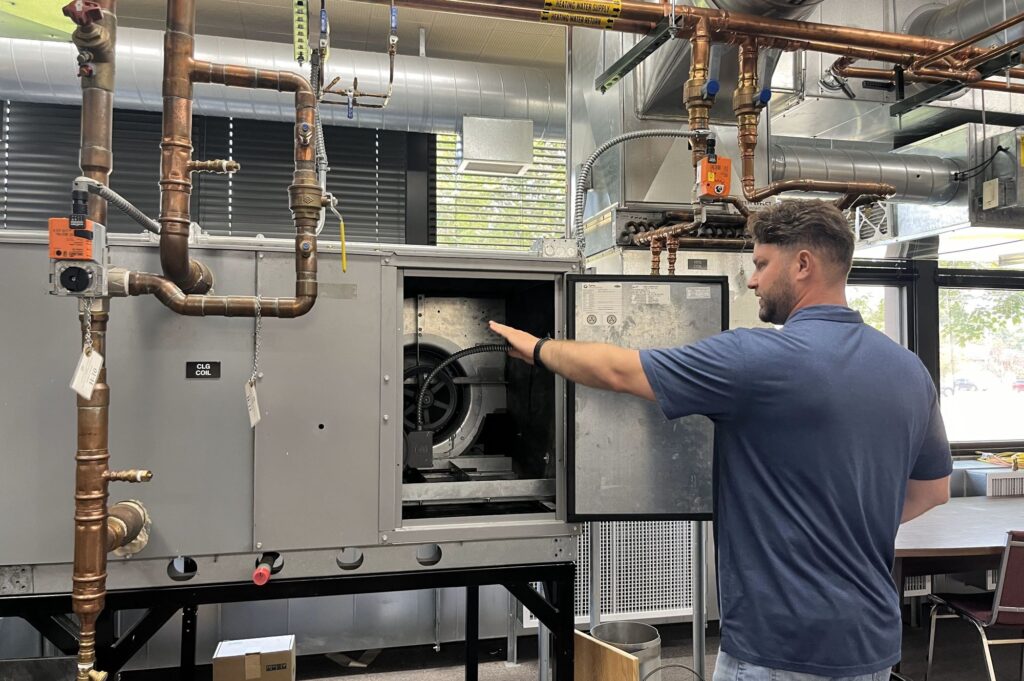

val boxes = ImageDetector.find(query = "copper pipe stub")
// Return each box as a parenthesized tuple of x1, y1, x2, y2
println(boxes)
(650, 238, 664, 276)
(188, 159, 240, 174)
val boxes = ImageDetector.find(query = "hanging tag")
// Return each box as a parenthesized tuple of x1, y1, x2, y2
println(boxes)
(70, 349, 104, 399)
(245, 379, 262, 428)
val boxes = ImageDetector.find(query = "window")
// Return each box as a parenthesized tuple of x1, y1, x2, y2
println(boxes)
(435, 134, 566, 250)
(847, 284, 905, 344)
(939, 287, 1024, 442)
(0, 100, 418, 244)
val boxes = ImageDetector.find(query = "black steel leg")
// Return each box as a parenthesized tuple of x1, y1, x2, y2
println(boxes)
(466, 585, 479, 681)
(180, 605, 198, 681)
(551, 569, 575, 681)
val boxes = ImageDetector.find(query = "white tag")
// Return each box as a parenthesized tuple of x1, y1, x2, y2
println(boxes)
(70, 349, 103, 399)
(245, 380, 261, 428)
(686, 286, 712, 300)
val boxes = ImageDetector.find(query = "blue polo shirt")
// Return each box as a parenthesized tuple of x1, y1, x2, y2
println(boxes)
(639, 305, 952, 676)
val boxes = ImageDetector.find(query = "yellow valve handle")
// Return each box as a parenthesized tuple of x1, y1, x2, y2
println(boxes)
(340, 216, 347, 273)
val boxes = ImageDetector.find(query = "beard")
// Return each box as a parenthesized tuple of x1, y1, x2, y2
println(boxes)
(757, 278, 797, 325)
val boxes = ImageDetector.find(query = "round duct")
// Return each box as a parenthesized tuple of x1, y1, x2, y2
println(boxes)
(0, 28, 566, 137)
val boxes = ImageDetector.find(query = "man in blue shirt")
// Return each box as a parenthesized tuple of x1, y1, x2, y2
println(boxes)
(490, 200, 951, 680)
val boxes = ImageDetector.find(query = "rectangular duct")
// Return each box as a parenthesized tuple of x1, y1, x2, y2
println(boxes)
(895, 123, 1024, 241)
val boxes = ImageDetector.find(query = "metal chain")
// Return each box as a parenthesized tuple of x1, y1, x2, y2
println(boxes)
(250, 295, 262, 385)
(82, 298, 94, 356)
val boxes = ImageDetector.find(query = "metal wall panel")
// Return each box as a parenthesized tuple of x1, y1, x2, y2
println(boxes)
(106, 247, 258, 558)
(253, 251, 384, 550)
(0, 243, 81, 565)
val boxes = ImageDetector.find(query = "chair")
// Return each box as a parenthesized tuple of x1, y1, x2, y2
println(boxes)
(925, 530, 1024, 681)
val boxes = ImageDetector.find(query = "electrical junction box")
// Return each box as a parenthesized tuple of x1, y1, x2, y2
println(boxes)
(457, 116, 533, 176)
(698, 155, 732, 200)
(979, 128, 1024, 211)
(532, 238, 578, 259)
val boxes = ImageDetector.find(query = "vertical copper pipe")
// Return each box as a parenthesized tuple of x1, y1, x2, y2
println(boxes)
(683, 19, 712, 167)
(666, 236, 678, 276)
(160, 0, 213, 294)
(73, 302, 111, 681)
(75, 1, 116, 226)
(650, 238, 663, 276)
(733, 39, 761, 201)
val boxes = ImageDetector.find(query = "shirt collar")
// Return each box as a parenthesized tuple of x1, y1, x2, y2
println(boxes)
(785, 305, 864, 324)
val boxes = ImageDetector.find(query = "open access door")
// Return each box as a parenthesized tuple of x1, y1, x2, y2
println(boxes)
(566, 274, 728, 521)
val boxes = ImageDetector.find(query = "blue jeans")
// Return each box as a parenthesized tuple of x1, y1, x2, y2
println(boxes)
(712, 652, 892, 681)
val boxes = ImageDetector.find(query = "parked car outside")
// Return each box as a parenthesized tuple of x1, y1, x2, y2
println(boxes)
(941, 377, 980, 397)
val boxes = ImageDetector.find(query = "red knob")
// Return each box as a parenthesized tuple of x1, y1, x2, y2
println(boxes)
(62, 0, 104, 26)
(252, 564, 272, 586)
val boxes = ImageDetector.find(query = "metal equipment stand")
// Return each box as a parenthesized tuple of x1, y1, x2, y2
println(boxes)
(0, 562, 576, 680)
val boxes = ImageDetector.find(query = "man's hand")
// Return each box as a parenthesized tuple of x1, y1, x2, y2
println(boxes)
(489, 321, 539, 363)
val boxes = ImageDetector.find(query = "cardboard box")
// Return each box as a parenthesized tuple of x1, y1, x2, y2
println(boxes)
(212, 635, 295, 681)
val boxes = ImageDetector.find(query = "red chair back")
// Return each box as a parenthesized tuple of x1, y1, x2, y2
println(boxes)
(992, 530, 1024, 627)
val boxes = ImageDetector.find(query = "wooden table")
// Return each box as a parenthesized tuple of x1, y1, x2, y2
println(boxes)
(895, 495, 1022, 584)
(896, 495, 1023, 560)
(891, 495, 1023, 678)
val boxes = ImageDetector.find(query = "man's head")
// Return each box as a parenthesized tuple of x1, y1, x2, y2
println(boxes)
(745, 200, 854, 324)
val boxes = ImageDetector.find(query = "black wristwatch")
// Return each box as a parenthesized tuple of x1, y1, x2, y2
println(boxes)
(533, 336, 552, 371)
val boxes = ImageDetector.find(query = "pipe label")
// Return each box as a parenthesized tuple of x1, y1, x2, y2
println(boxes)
(543, 0, 621, 16)
(245, 380, 262, 428)
(70, 349, 103, 399)
(539, 10, 616, 28)
(186, 361, 221, 379)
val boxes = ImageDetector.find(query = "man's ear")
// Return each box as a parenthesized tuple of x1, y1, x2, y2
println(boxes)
(794, 249, 813, 279)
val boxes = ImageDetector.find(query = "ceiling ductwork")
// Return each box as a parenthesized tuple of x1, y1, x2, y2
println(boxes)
(906, 0, 1024, 45)
(0, 28, 565, 137)
(770, 143, 963, 205)
(634, 0, 825, 121)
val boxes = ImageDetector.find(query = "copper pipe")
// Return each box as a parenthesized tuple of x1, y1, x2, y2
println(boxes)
(650, 238, 663, 276)
(140, 0, 321, 318)
(718, 195, 750, 218)
(73, 302, 111, 681)
(666, 236, 678, 275)
(960, 33, 1024, 71)
(105, 499, 148, 552)
(74, 2, 116, 227)
(745, 179, 895, 203)
(674, 236, 751, 249)
(833, 61, 1024, 96)
(672, 6, 981, 60)
(635, 221, 698, 245)
(128, 272, 315, 317)
(733, 38, 761, 200)
(188, 159, 240, 173)
(683, 19, 712, 166)
(916, 11, 1024, 69)
(159, 0, 211, 294)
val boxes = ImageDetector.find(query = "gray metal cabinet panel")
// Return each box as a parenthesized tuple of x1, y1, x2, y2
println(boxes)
(567, 275, 724, 519)
(253, 251, 382, 550)
(106, 247, 257, 559)
(0, 243, 257, 564)
(0, 244, 80, 565)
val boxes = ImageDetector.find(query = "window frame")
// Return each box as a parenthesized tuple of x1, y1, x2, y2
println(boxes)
(932, 266, 1024, 447)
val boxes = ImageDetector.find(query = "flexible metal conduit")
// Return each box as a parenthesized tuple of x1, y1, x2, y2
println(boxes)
(78, 177, 161, 234)
(573, 130, 704, 252)
(908, 0, 1024, 45)
(415, 344, 511, 430)
(769, 143, 962, 205)
(0, 28, 566, 137)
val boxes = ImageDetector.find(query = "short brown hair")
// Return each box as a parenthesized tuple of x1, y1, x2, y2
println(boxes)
(747, 200, 854, 272)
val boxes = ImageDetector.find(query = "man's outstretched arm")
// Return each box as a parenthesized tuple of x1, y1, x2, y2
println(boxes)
(489, 321, 655, 401)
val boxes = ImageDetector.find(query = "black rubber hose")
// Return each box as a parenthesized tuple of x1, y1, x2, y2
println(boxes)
(415, 343, 510, 430)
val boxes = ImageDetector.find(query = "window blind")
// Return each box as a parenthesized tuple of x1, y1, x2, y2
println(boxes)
(435, 134, 567, 250)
